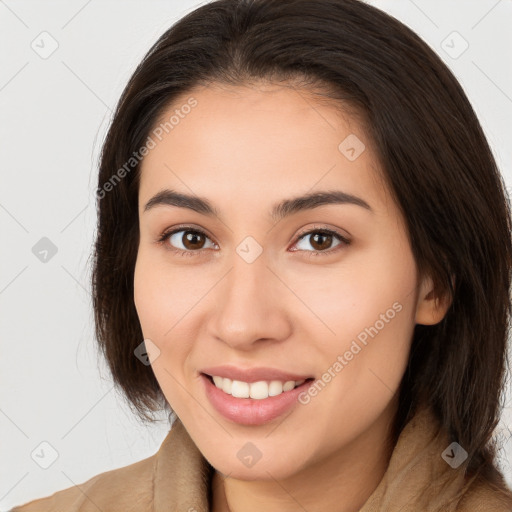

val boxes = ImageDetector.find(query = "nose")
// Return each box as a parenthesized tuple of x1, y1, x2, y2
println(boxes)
(207, 251, 292, 351)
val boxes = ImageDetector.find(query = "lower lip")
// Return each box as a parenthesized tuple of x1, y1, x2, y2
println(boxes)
(201, 374, 313, 426)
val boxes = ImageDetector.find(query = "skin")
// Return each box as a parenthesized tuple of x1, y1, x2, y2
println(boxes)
(134, 81, 451, 512)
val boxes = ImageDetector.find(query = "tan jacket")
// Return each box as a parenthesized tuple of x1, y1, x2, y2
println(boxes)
(10, 406, 512, 511)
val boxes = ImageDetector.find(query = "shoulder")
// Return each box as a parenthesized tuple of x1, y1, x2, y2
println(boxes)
(9, 453, 156, 512)
(456, 473, 512, 511)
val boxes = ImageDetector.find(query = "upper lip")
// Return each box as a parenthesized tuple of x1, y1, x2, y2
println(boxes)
(201, 365, 313, 383)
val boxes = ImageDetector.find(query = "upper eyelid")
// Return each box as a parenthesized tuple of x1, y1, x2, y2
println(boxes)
(161, 224, 216, 244)
(296, 224, 348, 237)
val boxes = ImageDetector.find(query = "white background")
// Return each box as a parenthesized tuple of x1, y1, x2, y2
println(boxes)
(1, 0, 511, 509)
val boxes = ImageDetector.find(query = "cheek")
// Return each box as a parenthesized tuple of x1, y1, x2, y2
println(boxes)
(133, 252, 195, 409)
(133, 248, 210, 368)
(133, 258, 162, 335)
(344, 287, 416, 401)
(133, 250, 180, 347)
(133, 249, 191, 334)
(298, 242, 418, 395)
(289, 248, 416, 348)
(347, 257, 417, 366)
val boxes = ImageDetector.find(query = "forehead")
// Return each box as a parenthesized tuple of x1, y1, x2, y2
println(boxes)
(138, 82, 392, 219)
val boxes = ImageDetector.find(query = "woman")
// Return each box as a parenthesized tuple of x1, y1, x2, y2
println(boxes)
(11, 0, 512, 510)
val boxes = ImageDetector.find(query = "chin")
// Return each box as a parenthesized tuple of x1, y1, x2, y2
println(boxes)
(214, 459, 302, 482)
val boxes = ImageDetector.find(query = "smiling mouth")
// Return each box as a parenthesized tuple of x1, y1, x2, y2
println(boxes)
(203, 373, 315, 400)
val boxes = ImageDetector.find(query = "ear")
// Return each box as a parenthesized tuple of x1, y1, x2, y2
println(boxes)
(415, 273, 454, 326)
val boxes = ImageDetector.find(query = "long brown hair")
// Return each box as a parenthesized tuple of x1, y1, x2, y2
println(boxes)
(91, 0, 512, 498)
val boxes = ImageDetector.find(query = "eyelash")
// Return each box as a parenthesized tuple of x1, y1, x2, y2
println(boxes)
(156, 225, 351, 258)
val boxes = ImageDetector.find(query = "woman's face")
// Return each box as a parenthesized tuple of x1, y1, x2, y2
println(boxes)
(134, 82, 444, 480)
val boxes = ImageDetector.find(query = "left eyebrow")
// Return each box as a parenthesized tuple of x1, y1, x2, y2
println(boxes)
(143, 188, 373, 220)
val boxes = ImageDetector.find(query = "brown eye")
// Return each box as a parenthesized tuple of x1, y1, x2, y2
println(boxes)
(181, 230, 207, 250)
(309, 232, 334, 251)
(292, 228, 350, 256)
(159, 227, 217, 254)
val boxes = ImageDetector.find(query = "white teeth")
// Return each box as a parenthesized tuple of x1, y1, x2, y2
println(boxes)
(222, 377, 232, 394)
(283, 381, 295, 392)
(249, 381, 268, 399)
(210, 376, 306, 399)
(231, 380, 250, 398)
(268, 380, 283, 396)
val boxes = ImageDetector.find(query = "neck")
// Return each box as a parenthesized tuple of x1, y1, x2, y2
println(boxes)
(211, 401, 397, 512)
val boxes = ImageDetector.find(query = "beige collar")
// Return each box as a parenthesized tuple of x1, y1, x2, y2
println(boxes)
(151, 406, 509, 512)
